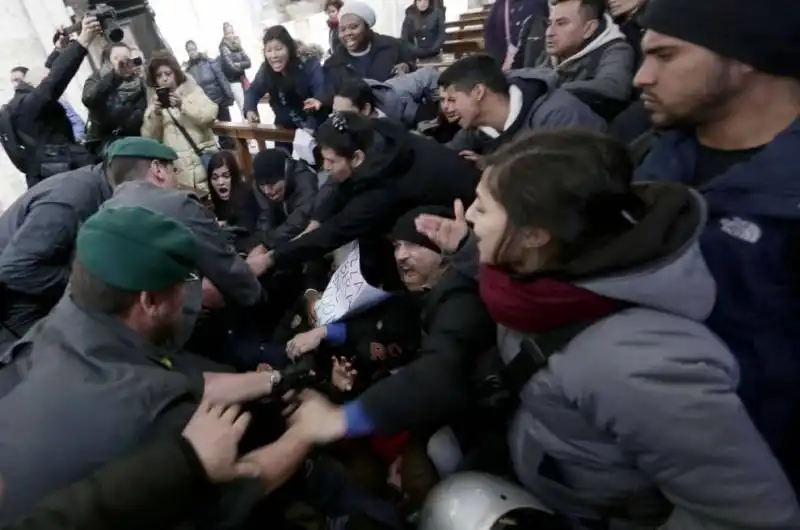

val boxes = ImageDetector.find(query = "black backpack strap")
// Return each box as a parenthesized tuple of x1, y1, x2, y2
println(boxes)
(500, 320, 598, 396)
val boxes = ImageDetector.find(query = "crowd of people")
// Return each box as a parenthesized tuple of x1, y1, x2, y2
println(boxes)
(0, 0, 799, 528)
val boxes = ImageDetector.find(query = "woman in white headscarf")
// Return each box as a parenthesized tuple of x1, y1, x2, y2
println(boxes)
(323, 0, 417, 93)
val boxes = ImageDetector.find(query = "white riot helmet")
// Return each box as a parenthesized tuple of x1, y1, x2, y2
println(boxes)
(418, 472, 561, 530)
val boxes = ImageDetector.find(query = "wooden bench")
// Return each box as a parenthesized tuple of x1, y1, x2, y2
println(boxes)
(446, 26, 483, 41)
(443, 38, 484, 58)
(445, 19, 483, 31)
(417, 60, 453, 71)
(212, 122, 295, 177)
(460, 11, 488, 22)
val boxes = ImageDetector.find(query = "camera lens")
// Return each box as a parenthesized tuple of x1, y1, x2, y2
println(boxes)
(106, 25, 124, 43)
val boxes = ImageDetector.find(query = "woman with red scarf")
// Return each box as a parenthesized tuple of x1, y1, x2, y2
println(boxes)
(285, 129, 800, 529)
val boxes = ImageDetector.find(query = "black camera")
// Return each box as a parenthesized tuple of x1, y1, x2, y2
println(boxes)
(272, 355, 319, 397)
(64, 3, 124, 43)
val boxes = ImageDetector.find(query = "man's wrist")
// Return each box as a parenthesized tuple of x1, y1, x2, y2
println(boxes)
(76, 35, 92, 49)
(264, 370, 281, 394)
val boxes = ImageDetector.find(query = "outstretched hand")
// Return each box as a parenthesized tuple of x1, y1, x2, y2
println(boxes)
(182, 403, 256, 482)
(415, 199, 469, 253)
(285, 389, 347, 444)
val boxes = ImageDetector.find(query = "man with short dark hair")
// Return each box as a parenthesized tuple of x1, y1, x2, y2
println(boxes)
(334, 68, 443, 128)
(634, 0, 800, 489)
(5, 15, 98, 187)
(0, 206, 308, 522)
(438, 54, 606, 167)
(103, 137, 269, 314)
(0, 137, 178, 354)
(9, 67, 28, 90)
(530, 0, 635, 117)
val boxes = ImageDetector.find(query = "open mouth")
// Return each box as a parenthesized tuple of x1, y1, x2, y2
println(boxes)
(217, 186, 230, 199)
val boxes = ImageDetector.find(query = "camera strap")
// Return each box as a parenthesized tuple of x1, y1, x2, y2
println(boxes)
(165, 108, 206, 159)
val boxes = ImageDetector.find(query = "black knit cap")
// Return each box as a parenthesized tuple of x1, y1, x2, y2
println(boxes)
(391, 205, 453, 253)
(253, 148, 288, 186)
(641, 0, 800, 79)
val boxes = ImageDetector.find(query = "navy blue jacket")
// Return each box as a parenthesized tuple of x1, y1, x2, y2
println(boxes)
(243, 57, 326, 130)
(635, 122, 800, 479)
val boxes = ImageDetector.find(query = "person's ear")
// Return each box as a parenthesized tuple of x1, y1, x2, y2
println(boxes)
(149, 160, 165, 185)
(583, 19, 600, 40)
(351, 150, 366, 168)
(139, 291, 160, 319)
(521, 227, 551, 251)
(472, 84, 487, 103)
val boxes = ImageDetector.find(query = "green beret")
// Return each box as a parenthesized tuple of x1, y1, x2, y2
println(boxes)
(76, 206, 199, 291)
(106, 137, 177, 163)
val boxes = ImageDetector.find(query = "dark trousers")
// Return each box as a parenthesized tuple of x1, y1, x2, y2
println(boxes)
(217, 105, 235, 150)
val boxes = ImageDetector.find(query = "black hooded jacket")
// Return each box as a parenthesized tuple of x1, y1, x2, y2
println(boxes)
(323, 34, 417, 95)
(6, 41, 95, 186)
(272, 119, 480, 267)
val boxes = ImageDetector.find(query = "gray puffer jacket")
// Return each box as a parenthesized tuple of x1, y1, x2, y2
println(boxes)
(366, 67, 440, 128)
(533, 14, 635, 104)
(451, 182, 800, 529)
(184, 55, 234, 107)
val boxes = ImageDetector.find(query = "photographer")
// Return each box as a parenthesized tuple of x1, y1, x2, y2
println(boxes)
(4, 15, 100, 188)
(82, 42, 147, 157)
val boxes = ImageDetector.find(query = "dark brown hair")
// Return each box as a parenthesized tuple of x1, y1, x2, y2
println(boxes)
(324, 0, 344, 11)
(145, 50, 186, 88)
(70, 259, 139, 316)
(206, 150, 243, 211)
(483, 129, 641, 267)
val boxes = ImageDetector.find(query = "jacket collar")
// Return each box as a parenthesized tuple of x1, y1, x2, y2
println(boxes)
(637, 119, 800, 219)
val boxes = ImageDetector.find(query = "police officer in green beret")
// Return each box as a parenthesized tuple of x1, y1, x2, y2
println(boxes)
(0, 137, 182, 354)
(0, 206, 311, 522)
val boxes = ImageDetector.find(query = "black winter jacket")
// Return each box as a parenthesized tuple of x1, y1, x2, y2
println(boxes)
(218, 39, 252, 83)
(323, 34, 417, 94)
(81, 71, 147, 154)
(6, 40, 95, 186)
(358, 268, 496, 433)
(272, 118, 480, 268)
(185, 55, 234, 107)
(251, 159, 319, 249)
(401, 6, 447, 59)
(0, 438, 211, 530)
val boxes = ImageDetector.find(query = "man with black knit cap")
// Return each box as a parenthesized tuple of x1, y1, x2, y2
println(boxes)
(251, 148, 318, 250)
(633, 0, 800, 490)
(286, 205, 496, 461)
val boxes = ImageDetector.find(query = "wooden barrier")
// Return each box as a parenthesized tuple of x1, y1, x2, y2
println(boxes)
(446, 26, 483, 41)
(443, 38, 484, 58)
(212, 122, 295, 177)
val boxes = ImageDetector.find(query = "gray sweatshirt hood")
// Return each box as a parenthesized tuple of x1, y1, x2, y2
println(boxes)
(575, 183, 715, 321)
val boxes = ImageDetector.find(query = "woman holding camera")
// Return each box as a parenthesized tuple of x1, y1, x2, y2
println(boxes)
(141, 51, 218, 195)
(81, 42, 147, 157)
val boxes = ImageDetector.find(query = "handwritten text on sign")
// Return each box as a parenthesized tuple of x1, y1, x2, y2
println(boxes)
(314, 245, 390, 326)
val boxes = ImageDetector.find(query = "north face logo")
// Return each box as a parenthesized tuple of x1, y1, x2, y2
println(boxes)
(720, 217, 762, 244)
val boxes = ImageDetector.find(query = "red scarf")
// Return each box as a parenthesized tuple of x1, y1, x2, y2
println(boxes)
(478, 265, 620, 333)
(327, 19, 339, 30)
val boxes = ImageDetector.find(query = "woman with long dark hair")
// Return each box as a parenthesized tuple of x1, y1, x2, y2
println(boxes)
(243, 25, 327, 131)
